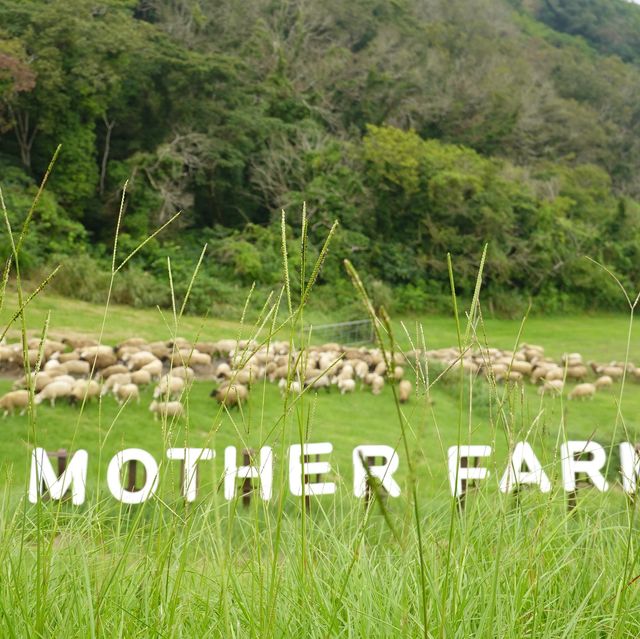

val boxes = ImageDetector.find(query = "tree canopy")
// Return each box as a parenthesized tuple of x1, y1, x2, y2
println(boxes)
(2, 0, 640, 316)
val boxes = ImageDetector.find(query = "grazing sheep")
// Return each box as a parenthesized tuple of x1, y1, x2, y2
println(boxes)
(118, 338, 147, 348)
(130, 369, 152, 386)
(304, 373, 331, 392)
(0, 345, 15, 364)
(0, 390, 30, 416)
(279, 378, 301, 396)
(354, 360, 370, 380)
(538, 380, 564, 396)
(393, 366, 404, 381)
(398, 379, 412, 403)
(113, 383, 140, 405)
(149, 400, 183, 420)
(99, 364, 129, 379)
(568, 383, 596, 401)
(70, 379, 101, 404)
(153, 375, 185, 400)
(60, 359, 91, 377)
(141, 359, 163, 380)
(371, 375, 385, 395)
(565, 365, 588, 382)
(170, 366, 195, 381)
(34, 381, 73, 407)
(100, 373, 132, 396)
(595, 375, 613, 389)
(213, 383, 248, 408)
(214, 362, 232, 381)
(125, 351, 158, 370)
(13, 371, 51, 392)
(338, 378, 356, 394)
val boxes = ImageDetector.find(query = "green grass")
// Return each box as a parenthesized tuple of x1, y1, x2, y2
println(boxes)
(3, 202, 640, 635)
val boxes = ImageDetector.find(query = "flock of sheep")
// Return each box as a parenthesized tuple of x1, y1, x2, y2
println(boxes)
(0, 334, 633, 418)
(422, 342, 633, 399)
(0, 335, 412, 417)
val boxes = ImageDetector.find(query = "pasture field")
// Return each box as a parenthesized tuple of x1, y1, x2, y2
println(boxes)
(2, 287, 640, 636)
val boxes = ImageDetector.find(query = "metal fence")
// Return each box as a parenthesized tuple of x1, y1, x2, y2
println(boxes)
(305, 319, 374, 346)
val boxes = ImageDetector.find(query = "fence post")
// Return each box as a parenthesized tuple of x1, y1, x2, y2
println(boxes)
(41, 448, 68, 501)
(241, 448, 255, 507)
(456, 455, 478, 512)
(302, 453, 321, 511)
(364, 455, 389, 509)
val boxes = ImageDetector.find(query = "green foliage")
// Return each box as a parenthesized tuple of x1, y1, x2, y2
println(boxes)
(2, 0, 640, 315)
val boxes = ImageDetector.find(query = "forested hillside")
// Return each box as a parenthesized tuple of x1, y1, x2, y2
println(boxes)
(2, 0, 640, 316)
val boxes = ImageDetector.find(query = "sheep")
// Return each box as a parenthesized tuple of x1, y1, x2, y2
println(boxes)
(148, 342, 170, 360)
(153, 375, 185, 400)
(304, 372, 331, 392)
(100, 373, 132, 396)
(214, 362, 232, 381)
(60, 359, 91, 377)
(130, 369, 152, 386)
(398, 379, 412, 403)
(44, 359, 62, 372)
(118, 337, 148, 348)
(538, 380, 564, 396)
(149, 400, 183, 421)
(13, 371, 51, 392)
(338, 378, 356, 394)
(565, 365, 588, 382)
(169, 366, 195, 381)
(0, 345, 15, 364)
(80, 348, 117, 370)
(171, 349, 211, 367)
(374, 361, 387, 377)
(99, 364, 129, 379)
(70, 379, 101, 404)
(354, 360, 370, 380)
(279, 378, 301, 396)
(0, 390, 30, 416)
(125, 351, 158, 370)
(46, 374, 76, 388)
(568, 383, 596, 401)
(213, 383, 248, 408)
(141, 359, 163, 380)
(113, 383, 140, 405)
(371, 375, 385, 395)
(57, 350, 82, 363)
(34, 381, 73, 407)
(393, 366, 404, 381)
(595, 375, 613, 389)
(62, 337, 97, 350)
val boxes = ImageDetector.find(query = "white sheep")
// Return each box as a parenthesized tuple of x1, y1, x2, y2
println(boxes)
(113, 383, 140, 405)
(126, 351, 158, 371)
(371, 375, 385, 395)
(338, 378, 356, 394)
(34, 381, 73, 407)
(0, 390, 30, 416)
(141, 359, 163, 380)
(153, 375, 185, 400)
(100, 373, 132, 396)
(398, 379, 412, 403)
(279, 378, 301, 396)
(538, 380, 564, 396)
(595, 375, 613, 389)
(568, 383, 596, 401)
(70, 379, 101, 404)
(149, 400, 183, 420)
(130, 369, 152, 386)
(213, 383, 248, 407)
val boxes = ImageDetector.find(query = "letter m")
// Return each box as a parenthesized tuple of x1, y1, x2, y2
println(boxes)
(29, 448, 88, 505)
